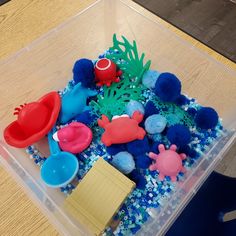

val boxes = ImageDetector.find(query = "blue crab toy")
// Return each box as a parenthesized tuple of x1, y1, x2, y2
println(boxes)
(59, 82, 97, 124)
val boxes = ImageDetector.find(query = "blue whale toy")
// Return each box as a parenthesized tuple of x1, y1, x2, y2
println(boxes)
(59, 82, 97, 124)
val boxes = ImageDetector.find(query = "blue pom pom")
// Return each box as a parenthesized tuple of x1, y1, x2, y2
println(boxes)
(189, 148, 198, 158)
(149, 141, 161, 154)
(142, 70, 160, 89)
(195, 107, 219, 129)
(126, 137, 150, 156)
(179, 145, 197, 158)
(154, 72, 181, 102)
(125, 100, 144, 117)
(134, 154, 152, 169)
(73, 58, 95, 88)
(144, 114, 167, 134)
(161, 126, 168, 136)
(167, 124, 191, 147)
(187, 108, 197, 116)
(144, 101, 159, 118)
(74, 110, 97, 126)
(175, 94, 190, 106)
(106, 144, 126, 155)
(178, 145, 191, 155)
(111, 152, 135, 174)
(128, 170, 147, 189)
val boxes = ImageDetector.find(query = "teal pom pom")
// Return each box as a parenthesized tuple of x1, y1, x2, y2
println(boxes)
(125, 100, 145, 117)
(111, 151, 135, 174)
(142, 70, 160, 89)
(144, 114, 167, 134)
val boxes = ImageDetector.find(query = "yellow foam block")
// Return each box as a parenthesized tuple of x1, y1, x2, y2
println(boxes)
(64, 158, 135, 235)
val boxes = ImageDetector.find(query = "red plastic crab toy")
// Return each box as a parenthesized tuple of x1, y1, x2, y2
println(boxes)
(98, 111, 146, 146)
(94, 58, 122, 87)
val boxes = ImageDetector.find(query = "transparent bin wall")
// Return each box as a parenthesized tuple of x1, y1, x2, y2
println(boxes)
(0, 0, 236, 235)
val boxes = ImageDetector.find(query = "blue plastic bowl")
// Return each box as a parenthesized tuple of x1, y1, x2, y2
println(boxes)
(41, 152, 79, 188)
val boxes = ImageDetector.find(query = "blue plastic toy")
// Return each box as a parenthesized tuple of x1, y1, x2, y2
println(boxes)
(59, 82, 97, 124)
(40, 128, 79, 188)
(111, 151, 135, 174)
(167, 124, 191, 147)
(144, 114, 167, 134)
(73, 58, 95, 88)
(195, 107, 219, 129)
(142, 70, 160, 89)
(125, 100, 145, 117)
(154, 72, 181, 102)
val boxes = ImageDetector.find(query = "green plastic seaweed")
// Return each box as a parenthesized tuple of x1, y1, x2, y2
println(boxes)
(90, 78, 144, 119)
(90, 34, 151, 119)
(152, 97, 195, 127)
(107, 34, 151, 84)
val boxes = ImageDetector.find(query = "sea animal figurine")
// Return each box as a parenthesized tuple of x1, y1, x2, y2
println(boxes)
(98, 111, 146, 146)
(59, 82, 97, 124)
(94, 58, 122, 87)
(148, 144, 186, 182)
(53, 122, 93, 154)
(4, 92, 61, 148)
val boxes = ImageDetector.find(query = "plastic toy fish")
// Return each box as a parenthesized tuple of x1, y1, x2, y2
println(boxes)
(98, 111, 146, 146)
(59, 82, 97, 124)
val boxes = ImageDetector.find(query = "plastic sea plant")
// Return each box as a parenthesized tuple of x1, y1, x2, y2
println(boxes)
(90, 34, 151, 119)
(151, 96, 195, 127)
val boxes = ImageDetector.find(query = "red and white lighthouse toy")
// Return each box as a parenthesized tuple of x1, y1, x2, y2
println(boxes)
(94, 58, 122, 87)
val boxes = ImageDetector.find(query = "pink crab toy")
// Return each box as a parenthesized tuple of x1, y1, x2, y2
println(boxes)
(148, 144, 186, 182)
(98, 111, 146, 146)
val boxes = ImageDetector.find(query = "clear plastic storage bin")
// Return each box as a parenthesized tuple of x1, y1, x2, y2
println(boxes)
(0, 0, 236, 235)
